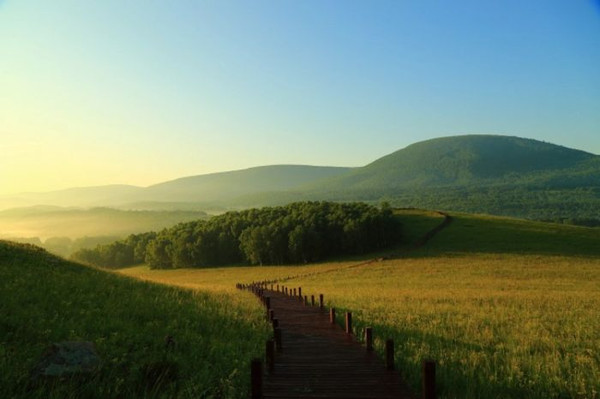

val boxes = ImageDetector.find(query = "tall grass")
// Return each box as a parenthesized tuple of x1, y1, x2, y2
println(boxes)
(121, 211, 600, 398)
(290, 254, 600, 398)
(0, 241, 269, 398)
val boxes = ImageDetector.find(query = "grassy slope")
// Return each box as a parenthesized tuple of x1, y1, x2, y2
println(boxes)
(0, 241, 269, 399)
(289, 214, 600, 399)
(309, 135, 598, 191)
(121, 210, 600, 399)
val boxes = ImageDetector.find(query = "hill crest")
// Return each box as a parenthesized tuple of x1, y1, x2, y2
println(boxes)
(309, 135, 598, 191)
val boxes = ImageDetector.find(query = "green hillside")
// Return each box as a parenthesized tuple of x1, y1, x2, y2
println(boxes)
(143, 165, 353, 202)
(2, 135, 599, 223)
(309, 135, 598, 191)
(298, 135, 600, 223)
(118, 209, 600, 399)
(0, 240, 268, 398)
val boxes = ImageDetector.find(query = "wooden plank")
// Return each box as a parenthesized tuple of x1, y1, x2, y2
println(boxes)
(257, 289, 412, 399)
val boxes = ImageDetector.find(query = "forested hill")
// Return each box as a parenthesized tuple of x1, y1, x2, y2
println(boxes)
(290, 135, 600, 223)
(142, 165, 353, 202)
(72, 202, 402, 269)
(2, 135, 599, 223)
(305, 135, 599, 192)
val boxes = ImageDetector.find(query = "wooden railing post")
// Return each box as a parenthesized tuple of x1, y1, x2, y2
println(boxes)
(268, 309, 274, 321)
(385, 339, 394, 370)
(265, 296, 271, 310)
(365, 327, 373, 351)
(251, 359, 262, 399)
(274, 327, 282, 352)
(311, 295, 315, 306)
(345, 312, 352, 334)
(319, 294, 324, 310)
(329, 307, 336, 324)
(423, 360, 436, 399)
(266, 340, 275, 374)
(298, 287, 302, 298)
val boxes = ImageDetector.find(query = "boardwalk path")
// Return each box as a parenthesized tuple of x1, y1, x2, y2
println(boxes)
(253, 288, 414, 399)
(240, 210, 447, 398)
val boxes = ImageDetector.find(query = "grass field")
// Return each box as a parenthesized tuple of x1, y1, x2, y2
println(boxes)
(0, 240, 269, 399)
(121, 210, 600, 399)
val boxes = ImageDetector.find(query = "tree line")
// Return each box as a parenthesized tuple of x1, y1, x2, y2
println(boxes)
(72, 201, 402, 269)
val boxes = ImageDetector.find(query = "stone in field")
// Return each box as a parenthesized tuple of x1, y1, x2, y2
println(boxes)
(31, 341, 101, 380)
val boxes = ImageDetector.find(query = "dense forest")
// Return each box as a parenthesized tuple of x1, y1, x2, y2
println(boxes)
(72, 201, 402, 269)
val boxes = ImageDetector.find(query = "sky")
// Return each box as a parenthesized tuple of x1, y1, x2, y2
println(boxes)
(1, 1, 599, 196)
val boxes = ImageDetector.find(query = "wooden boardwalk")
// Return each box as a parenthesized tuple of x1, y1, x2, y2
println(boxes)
(251, 288, 414, 399)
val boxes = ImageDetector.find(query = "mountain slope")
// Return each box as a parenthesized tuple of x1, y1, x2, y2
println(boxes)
(0, 165, 352, 210)
(308, 135, 598, 192)
(142, 165, 353, 202)
(1, 135, 598, 223)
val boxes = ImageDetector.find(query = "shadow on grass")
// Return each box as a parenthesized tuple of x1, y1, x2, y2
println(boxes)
(402, 214, 600, 258)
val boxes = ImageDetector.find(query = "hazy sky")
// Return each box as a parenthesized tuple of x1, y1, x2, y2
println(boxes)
(1, 1, 599, 195)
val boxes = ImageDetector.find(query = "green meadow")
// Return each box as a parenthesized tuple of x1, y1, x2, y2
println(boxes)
(2, 209, 599, 398)
(0, 241, 269, 399)
(121, 211, 600, 399)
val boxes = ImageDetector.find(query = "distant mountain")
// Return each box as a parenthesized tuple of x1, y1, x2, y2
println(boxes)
(294, 135, 600, 223)
(306, 135, 598, 193)
(0, 185, 143, 209)
(141, 165, 354, 203)
(1, 135, 598, 223)
(0, 165, 353, 210)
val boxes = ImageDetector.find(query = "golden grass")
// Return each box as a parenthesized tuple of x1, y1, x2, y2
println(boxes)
(119, 211, 600, 398)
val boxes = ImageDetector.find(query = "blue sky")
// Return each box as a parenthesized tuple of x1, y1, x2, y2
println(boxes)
(1, 1, 599, 195)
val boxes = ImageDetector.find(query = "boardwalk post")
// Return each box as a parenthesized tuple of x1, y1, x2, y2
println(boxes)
(311, 295, 315, 306)
(247, 281, 411, 398)
(319, 294, 324, 310)
(293, 288, 296, 297)
(298, 287, 302, 298)
(251, 359, 262, 399)
(365, 327, 373, 351)
(276, 284, 279, 292)
(385, 339, 394, 370)
(266, 339, 275, 374)
(274, 327, 282, 352)
(345, 312, 352, 334)
(423, 360, 436, 399)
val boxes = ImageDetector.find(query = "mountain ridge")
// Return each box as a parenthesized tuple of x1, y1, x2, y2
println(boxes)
(1, 135, 599, 223)
(307, 135, 597, 192)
